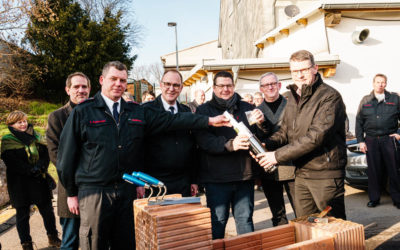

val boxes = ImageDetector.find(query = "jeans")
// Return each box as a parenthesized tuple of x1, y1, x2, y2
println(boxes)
(204, 180, 254, 239)
(60, 217, 80, 250)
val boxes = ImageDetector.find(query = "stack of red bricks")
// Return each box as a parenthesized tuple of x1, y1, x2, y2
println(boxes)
(134, 194, 213, 250)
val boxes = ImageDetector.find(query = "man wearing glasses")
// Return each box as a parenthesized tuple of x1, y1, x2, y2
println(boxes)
(140, 70, 199, 198)
(195, 71, 264, 239)
(255, 50, 347, 220)
(256, 72, 296, 227)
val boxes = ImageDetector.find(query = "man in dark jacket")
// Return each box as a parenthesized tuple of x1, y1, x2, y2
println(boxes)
(46, 72, 91, 250)
(355, 73, 400, 208)
(56, 61, 229, 250)
(141, 70, 198, 197)
(256, 72, 295, 226)
(195, 71, 263, 239)
(255, 50, 347, 219)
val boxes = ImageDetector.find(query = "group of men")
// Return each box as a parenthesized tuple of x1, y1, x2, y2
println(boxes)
(46, 49, 399, 250)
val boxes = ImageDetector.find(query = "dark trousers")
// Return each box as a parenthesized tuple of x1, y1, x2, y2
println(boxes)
(78, 184, 135, 250)
(294, 177, 346, 220)
(365, 136, 400, 204)
(147, 175, 191, 197)
(60, 217, 80, 250)
(16, 201, 58, 243)
(204, 180, 254, 239)
(261, 179, 295, 226)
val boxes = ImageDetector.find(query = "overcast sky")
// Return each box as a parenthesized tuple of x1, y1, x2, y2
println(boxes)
(131, 0, 220, 66)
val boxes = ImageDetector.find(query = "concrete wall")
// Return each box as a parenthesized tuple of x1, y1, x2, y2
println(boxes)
(219, 0, 275, 59)
(325, 15, 400, 131)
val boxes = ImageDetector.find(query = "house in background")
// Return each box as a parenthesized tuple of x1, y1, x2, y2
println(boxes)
(169, 0, 400, 132)
(160, 40, 222, 102)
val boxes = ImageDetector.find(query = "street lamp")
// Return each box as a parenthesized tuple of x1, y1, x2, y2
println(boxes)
(167, 22, 179, 71)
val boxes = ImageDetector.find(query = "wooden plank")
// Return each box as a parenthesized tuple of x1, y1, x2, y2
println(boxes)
(212, 239, 225, 250)
(261, 231, 295, 244)
(156, 217, 211, 232)
(159, 234, 211, 249)
(156, 207, 210, 220)
(225, 239, 261, 250)
(158, 223, 212, 239)
(274, 236, 335, 250)
(156, 212, 210, 226)
(157, 228, 212, 244)
(224, 232, 261, 247)
(260, 224, 295, 238)
(262, 237, 297, 249)
(169, 240, 212, 250)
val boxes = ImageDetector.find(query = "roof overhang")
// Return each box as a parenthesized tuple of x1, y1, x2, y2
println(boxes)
(254, 1, 400, 46)
(183, 55, 340, 86)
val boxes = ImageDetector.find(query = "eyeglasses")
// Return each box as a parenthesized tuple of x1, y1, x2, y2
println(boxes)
(260, 82, 278, 88)
(290, 66, 313, 75)
(162, 82, 181, 89)
(215, 84, 234, 89)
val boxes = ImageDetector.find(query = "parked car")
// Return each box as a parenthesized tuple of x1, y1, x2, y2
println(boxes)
(345, 139, 368, 190)
(345, 129, 400, 191)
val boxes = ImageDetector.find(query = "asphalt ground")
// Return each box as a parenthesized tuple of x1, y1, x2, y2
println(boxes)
(0, 185, 399, 249)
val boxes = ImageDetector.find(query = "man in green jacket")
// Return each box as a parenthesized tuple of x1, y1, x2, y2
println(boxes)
(255, 50, 347, 219)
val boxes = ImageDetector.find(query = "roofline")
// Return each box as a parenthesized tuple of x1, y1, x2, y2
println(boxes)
(183, 55, 340, 86)
(161, 40, 218, 58)
(254, 1, 400, 45)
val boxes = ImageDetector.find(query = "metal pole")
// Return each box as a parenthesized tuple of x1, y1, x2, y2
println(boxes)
(174, 25, 179, 71)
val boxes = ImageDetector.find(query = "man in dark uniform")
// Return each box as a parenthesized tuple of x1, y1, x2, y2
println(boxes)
(355, 73, 400, 208)
(47, 72, 91, 250)
(141, 70, 198, 197)
(256, 72, 295, 226)
(56, 61, 229, 250)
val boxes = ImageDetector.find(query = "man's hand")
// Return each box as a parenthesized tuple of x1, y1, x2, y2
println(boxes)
(67, 196, 79, 215)
(233, 134, 250, 151)
(208, 115, 231, 127)
(252, 109, 265, 124)
(389, 133, 400, 141)
(136, 187, 145, 199)
(191, 184, 198, 196)
(256, 152, 277, 171)
(359, 142, 367, 153)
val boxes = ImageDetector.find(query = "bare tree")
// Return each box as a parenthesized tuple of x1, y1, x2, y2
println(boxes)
(76, 0, 142, 47)
(129, 62, 164, 85)
(0, 0, 53, 98)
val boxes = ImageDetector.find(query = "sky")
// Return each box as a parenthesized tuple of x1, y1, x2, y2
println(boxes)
(130, 0, 220, 66)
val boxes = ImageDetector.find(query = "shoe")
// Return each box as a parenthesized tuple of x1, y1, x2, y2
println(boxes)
(21, 242, 33, 250)
(367, 201, 380, 207)
(48, 234, 61, 247)
(394, 203, 400, 209)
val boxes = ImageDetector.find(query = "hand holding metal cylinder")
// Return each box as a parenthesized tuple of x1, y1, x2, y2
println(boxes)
(223, 111, 276, 173)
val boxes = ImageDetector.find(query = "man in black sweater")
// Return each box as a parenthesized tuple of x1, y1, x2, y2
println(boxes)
(256, 72, 295, 226)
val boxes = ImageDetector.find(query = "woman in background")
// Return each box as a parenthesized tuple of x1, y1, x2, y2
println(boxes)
(1, 111, 61, 250)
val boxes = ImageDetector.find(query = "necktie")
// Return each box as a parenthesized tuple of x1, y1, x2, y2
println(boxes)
(113, 102, 119, 123)
(169, 106, 175, 114)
